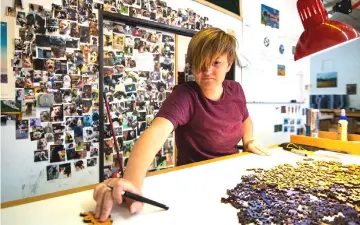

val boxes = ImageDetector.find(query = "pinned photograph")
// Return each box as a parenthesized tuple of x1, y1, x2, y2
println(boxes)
(37, 138, 48, 151)
(46, 165, 59, 181)
(15, 88, 24, 101)
(80, 26, 90, 43)
(104, 34, 113, 47)
(50, 144, 66, 162)
(34, 150, 48, 162)
(15, 120, 29, 139)
(113, 33, 125, 50)
(29, 118, 41, 127)
(50, 105, 64, 122)
(30, 127, 45, 141)
(74, 160, 85, 171)
(24, 88, 35, 100)
(59, 163, 71, 178)
(6, 7, 16, 17)
(65, 130, 74, 144)
(21, 100, 36, 118)
(123, 129, 136, 141)
(89, 22, 98, 35)
(70, 22, 80, 38)
(16, 11, 26, 26)
(58, 20, 70, 35)
(87, 158, 97, 167)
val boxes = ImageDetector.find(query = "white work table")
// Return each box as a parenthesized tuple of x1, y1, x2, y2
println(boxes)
(1, 148, 360, 225)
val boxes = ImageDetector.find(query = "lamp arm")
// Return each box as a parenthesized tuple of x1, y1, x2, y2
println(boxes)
(330, 0, 355, 14)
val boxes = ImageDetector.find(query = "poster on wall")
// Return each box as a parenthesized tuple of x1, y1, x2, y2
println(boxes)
(1, 22, 8, 83)
(316, 72, 337, 88)
(261, 4, 279, 29)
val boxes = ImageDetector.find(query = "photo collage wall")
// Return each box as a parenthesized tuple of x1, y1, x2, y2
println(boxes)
(3, 1, 102, 182)
(102, 20, 176, 179)
(2, 0, 213, 182)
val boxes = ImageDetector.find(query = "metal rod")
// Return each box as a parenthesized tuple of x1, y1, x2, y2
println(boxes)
(103, 93, 124, 177)
(98, 9, 105, 182)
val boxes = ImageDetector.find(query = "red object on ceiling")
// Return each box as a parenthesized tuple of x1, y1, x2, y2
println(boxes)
(294, 0, 360, 61)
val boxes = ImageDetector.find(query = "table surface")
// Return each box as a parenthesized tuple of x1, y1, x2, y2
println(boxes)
(2, 148, 360, 225)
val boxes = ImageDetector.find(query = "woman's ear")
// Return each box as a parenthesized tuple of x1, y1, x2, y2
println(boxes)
(226, 62, 233, 72)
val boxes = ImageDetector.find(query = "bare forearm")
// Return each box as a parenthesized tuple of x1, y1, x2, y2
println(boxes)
(123, 118, 173, 190)
(242, 116, 254, 149)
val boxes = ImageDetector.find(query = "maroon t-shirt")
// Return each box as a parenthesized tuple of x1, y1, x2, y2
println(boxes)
(155, 80, 249, 166)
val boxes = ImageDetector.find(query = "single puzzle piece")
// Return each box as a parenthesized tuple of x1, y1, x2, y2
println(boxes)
(80, 211, 113, 225)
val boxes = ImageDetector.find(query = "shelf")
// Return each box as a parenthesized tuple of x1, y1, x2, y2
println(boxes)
(290, 132, 360, 155)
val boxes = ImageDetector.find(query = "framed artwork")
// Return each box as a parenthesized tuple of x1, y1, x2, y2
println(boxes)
(316, 72, 337, 88)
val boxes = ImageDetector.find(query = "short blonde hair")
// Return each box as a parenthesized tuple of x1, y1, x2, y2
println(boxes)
(186, 27, 239, 74)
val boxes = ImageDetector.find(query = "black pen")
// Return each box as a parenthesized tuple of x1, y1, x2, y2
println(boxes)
(107, 185, 169, 210)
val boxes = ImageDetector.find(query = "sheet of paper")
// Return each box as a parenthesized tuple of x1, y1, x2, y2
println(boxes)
(134, 52, 154, 71)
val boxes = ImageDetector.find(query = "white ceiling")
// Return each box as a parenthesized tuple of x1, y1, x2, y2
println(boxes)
(323, 0, 360, 31)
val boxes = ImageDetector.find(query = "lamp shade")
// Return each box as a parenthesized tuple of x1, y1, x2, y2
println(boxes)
(294, 0, 360, 61)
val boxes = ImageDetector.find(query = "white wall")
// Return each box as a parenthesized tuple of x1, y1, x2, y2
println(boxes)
(310, 38, 360, 109)
(241, 0, 309, 147)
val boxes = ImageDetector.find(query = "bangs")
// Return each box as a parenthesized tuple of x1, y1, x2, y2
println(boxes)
(186, 28, 238, 74)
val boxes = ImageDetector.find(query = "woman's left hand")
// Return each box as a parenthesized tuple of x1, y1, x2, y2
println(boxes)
(246, 140, 271, 156)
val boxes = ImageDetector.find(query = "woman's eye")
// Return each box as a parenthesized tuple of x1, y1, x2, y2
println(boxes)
(214, 61, 221, 65)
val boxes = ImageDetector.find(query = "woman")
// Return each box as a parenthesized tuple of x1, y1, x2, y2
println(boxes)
(93, 27, 271, 222)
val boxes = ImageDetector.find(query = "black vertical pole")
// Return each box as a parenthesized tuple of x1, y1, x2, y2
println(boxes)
(98, 9, 105, 183)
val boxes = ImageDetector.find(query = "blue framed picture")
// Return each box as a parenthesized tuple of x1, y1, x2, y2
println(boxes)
(261, 4, 279, 29)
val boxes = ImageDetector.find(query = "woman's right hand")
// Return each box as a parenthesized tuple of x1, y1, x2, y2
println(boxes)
(93, 178, 144, 222)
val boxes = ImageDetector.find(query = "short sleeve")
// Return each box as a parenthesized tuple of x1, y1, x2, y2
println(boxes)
(238, 83, 249, 121)
(155, 85, 193, 129)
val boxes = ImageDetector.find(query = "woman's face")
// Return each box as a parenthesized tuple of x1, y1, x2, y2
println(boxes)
(194, 54, 231, 91)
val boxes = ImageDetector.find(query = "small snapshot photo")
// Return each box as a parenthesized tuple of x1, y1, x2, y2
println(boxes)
(123, 129, 136, 141)
(284, 126, 289, 132)
(6, 7, 16, 17)
(37, 138, 48, 150)
(59, 163, 71, 178)
(283, 118, 289, 125)
(74, 160, 85, 171)
(15, 120, 29, 139)
(90, 145, 99, 157)
(30, 127, 45, 141)
(50, 145, 66, 163)
(29, 118, 41, 127)
(34, 150, 48, 162)
(290, 126, 295, 133)
(46, 165, 59, 181)
(87, 157, 97, 167)
(1, 100, 21, 113)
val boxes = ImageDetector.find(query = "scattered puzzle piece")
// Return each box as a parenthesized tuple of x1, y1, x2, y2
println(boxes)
(303, 158, 314, 161)
(80, 211, 112, 225)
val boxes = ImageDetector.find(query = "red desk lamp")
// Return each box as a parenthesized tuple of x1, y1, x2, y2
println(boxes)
(294, 0, 360, 61)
